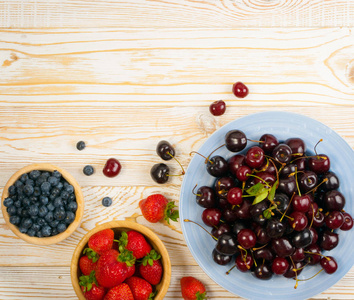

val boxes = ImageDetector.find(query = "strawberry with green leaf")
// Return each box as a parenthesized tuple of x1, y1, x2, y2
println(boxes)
(119, 230, 152, 259)
(125, 276, 155, 300)
(139, 194, 179, 224)
(139, 249, 163, 285)
(88, 229, 115, 256)
(180, 276, 207, 300)
(79, 248, 99, 276)
(79, 271, 106, 300)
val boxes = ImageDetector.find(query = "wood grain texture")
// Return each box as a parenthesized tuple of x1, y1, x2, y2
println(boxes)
(0, 266, 353, 299)
(0, 28, 354, 106)
(0, 1, 353, 28)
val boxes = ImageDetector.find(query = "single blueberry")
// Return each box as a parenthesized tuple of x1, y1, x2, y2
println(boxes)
(38, 206, 49, 218)
(33, 187, 41, 197)
(65, 211, 75, 224)
(35, 176, 46, 187)
(20, 208, 29, 217)
(23, 184, 34, 196)
(29, 170, 41, 180)
(45, 211, 54, 223)
(37, 218, 47, 226)
(68, 201, 78, 212)
(48, 176, 59, 187)
(54, 208, 66, 221)
(25, 179, 34, 186)
(15, 180, 23, 188)
(9, 215, 21, 226)
(41, 172, 50, 179)
(51, 187, 60, 196)
(27, 229, 36, 237)
(76, 141, 86, 151)
(56, 182, 64, 190)
(57, 223, 67, 233)
(8, 185, 16, 195)
(65, 184, 74, 194)
(83, 165, 94, 176)
(49, 194, 56, 201)
(51, 228, 58, 236)
(21, 218, 33, 229)
(3, 197, 13, 207)
(19, 226, 28, 234)
(41, 225, 52, 237)
(22, 198, 31, 207)
(53, 170, 62, 179)
(60, 191, 69, 200)
(41, 181, 51, 193)
(17, 194, 24, 201)
(68, 194, 76, 201)
(16, 207, 23, 215)
(102, 197, 113, 207)
(31, 223, 41, 232)
(40, 196, 49, 205)
(30, 196, 38, 203)
(47, 203, 55, 211)
(36, 231, 44, 238)
(63, 181, 69, 188)
(53, 197, 63, 207)
(49, 220, 60, 228)
(20, 173, 29, 183)
(7, 206, 17, 216)
(28, 205, 39, 216)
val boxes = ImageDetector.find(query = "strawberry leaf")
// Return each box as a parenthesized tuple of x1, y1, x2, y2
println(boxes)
(148, 291, 157, 300)
(246, 182, 265, 196)
(83, 248, 99, 263)
(252, 190, 269, 205)
(142, 249, 161, 266)
(118, 249, 136, 267)
(164, 201, 179, 224)
(118, 231, 128, 253)
(196, 291, 207, 300)
(79, 270, 97, 292)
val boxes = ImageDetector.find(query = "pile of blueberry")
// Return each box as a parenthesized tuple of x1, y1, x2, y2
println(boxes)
(3, 169, 77, 238)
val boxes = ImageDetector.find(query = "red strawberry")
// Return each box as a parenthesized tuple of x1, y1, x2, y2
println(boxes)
(79, 248, 99, 276)
(125, 276, 154, 300)
(95, 249, 135, 288)
(104, 283, 134, 300)
(139, 194, 179, 224)
(88, 229, 115, 256)
(119, 230, 152, 259)
(139, 249, 163, 285)
(79, 271, 106, 300)
(180, 276, 207, 300)
(126, 263, 135, 279)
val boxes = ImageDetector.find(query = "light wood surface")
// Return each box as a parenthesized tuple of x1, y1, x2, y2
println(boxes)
(1, 2, 354, 300)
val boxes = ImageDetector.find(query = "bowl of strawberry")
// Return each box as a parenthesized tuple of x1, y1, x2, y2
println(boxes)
(180, 111, 354, 300)
(71, 220, 171, 300)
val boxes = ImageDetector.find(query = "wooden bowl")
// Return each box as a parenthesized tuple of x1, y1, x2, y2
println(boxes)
(1, 163, 84, 245)
(71, 221, 171, 300)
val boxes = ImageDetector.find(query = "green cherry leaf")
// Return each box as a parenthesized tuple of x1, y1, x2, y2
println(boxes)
(268, 180, 278, 201)
(246, 182, 265, 196)
(252, 190, 269, 205)
(263, 209, 272, 219)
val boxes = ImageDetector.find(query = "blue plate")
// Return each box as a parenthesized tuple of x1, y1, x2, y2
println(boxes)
(180, 111, 354, 300)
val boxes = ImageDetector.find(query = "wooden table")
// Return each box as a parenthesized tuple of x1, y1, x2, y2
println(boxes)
(1, 1, 354, 299)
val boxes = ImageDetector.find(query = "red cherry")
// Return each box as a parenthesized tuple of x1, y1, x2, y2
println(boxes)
(103, 158, 122, 177)
(232, 82, 249, 98)
(209, 100, 226, 116)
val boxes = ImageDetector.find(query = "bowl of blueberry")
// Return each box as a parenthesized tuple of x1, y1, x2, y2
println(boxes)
(1, 163, 84, 245)
(180, 111, 354, 300)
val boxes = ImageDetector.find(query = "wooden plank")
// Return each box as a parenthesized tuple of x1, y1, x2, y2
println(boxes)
(0, 1, 353, 28)
(0, 265, 353, 299)
(0, 106, 353, 187)
(0, 28, 353, 106)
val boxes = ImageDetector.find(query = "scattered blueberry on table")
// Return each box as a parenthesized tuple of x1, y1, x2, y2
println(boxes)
(83, 165, 94, 176)
(76, 141, 86, 151)
(102, 197, 112, 207)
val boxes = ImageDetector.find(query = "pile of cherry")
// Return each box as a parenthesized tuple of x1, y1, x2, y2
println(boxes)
(189, 129, 353, 287)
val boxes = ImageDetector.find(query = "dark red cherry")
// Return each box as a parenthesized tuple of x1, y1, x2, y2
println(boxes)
(227, 187, 243, 205)
(253, 224, 271, 244)
(228, 154, 245, 176)
(150, 163, 169, 183)
(272, 257, 290, 275)
(292, 194, 311, 212)
(320, 256, 338, 274)
(202, 208, 221, 227)
(196, 186, 216, 208)
(211, 223, 231, 239)
(237, 228, 256, 249)
(212, 248, 233, 265)
(253, 246, 274, 262)
(156, 140, 175, 160)
(289, 211, 308, 231)
(340, 212, 354, 231)
(258, 160, 276, 176)
(266, 218, 286, 238)
(272, 144, 292, 165)
(253, 171, 276, 186)
(285, 138, 306, 156)
(320, 230, 339, 251)
(299, 171, 318, 193)
(309, 154, 330, 174)
(294, 157, 307, 171)
(234, 199, 252, 219)
(236, 165, 252, 182)
(323, 190, 346, 211)
(225, 130, 247, 152)
(322, 172, 340, 191)
(308, 227, 319, 245)
(218, 197, 231, 211)
(279, 164, 297, 178)
(283, 261, 305, 278)
(232, 220, 250, 235)
(292, 228, 313, 248)
(103, 158, 122, 178)
(273, 193, 290, 216)
(253, 263, 273, 280)
(325, 211, 344, 229)
(305, 244, 322, 265)
(214, 176, 235, 198)
(215, 233, 239, 255)
(207, 155, 228, 177)
(290, 247, 305, 262)
(277, 176, 297, 197)
(312, 210, 325, 228)
(232, 82, 249, 98)
(272, 237, 295, 257)
(235, 253, 253, 272)
(259, 134, 279, 153)
(245, 146, 265, 169)
(209, 100, 226, 116)
(222, 208, 239, 223)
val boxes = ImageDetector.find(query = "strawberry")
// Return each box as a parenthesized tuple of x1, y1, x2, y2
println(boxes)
(104, 283, 134, 300)
(88, 229, 115, 256)
(139, 194, 179, 224)
(79, 248, 99, 276)
(126, 263, 135, 279)
(79, 271, 106, 300)
(180, 276, 207, 300)
(95, 249, 135, 288)
(139, 249, 163, 285)
(119, 230, 152, 259)
(125, 276, 154, 300)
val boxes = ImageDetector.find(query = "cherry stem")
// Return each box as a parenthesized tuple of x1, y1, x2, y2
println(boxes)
(309, 203, 314, 229)
(264, 154, 286, 167)
(183, 219, 218, 241)
(206, 144, 225, 161)
(305, 178, 328, 195)
(269, 158, 280, 185)
(280, 192, 295, 222)
(254, 158, 270, 173)
(246, 173, 271, 188)
(189, 151, 213, 164)
(296, 269, 324, 282)
(252, 243, 269, 251)
(247, 138, 264, 144)
(295, 167, 301, 196)
(289, 257, 299, 289)
(226, 264, 237, 275)
(192, 184, 201, 197)
(314, 139, 323, 158)
(168, 152, 185, 175)
(250, 249, 257, 267)
(303, 251, 330, 260)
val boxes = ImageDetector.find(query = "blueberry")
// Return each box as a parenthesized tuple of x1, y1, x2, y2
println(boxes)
(21, 218, 33, 229)
(16, 207, 23, 215)
(53, 197, 63, 207)
(76, 141, 86, 151)
(63, 181, 69, 188)
(29, 205, 39, 216)
(51, 187, 60, 196)
(53, 170, 62, 179)
(20, 208, 29, 217)
(56, 182, 64, 190)
(60, 191, 69, 200)
(19, 226, 28, 234)
(45, 211, 54, 223)
(54, 208, 66, 221)
(29, 196, 38, 203)
(25, 179, 34, 186)
(41, 225, 52, 237)
(38, 206, 49, 217)
(33, 187, 41, 197)
(47, 203, 55, 211)
(23, 184, 34, 196)
(22, 198, 31, 207)
(31, 223, 41, 232)
(48, 176, 59, 187)
(29, 170, 41, 180)
(68, 194, 76, 201)
(9, 215, 21, 226)
(41, 172, 50, 179)
(7, 206, 17, 216)
(83, 165, 94, 176)
(27, 229, 36, 237)
(41, 181, 51, 193)
(3, 197, 14, 207)
(20, 173, 29, 183)
(36, 231, 44, 238)
(65, 184, 74, 194)
(40, 196, 49, 205)
(17, 187, 24, 196)
(8, 185, 16, 195)
(102, 197, 113, 207)
(35, 176, 46, 187)
(51, 228, 58, 236)
(17, 194, 24, 201)
(65, 211, 75, 224)
(37, 218, 47, 226)
(57, 223, 67, 233)
(49, 220, 60, 228)
(15, 180, 23, 188)
(49, 194, 56, 201)
(68, 201, 78, 212)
